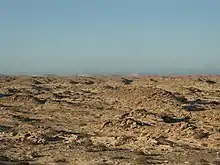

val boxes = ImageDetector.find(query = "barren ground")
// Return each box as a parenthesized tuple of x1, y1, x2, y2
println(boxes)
(0, 75, 220, 165)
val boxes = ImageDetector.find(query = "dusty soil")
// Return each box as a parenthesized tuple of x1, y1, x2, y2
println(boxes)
(0, 75, 220, 165)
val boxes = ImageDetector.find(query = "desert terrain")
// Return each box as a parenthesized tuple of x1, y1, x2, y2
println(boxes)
(0, 75, 220, 165)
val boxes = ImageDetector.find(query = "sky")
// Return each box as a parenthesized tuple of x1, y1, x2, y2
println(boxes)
(0, 0, 220, 75)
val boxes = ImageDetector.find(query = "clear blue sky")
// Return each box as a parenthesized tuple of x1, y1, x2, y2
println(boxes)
(0, 0, 220, 74)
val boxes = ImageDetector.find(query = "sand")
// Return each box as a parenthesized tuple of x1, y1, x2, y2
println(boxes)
(0, 75, 220, 165)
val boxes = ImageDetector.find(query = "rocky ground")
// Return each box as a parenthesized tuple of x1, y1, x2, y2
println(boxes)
(0, 75, 220, 165)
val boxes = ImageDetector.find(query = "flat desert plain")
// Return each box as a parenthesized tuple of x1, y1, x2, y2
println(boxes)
(0, 75, 220, 165)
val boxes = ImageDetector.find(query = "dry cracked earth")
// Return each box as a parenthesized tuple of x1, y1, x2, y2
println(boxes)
(0, 75, 220, 165)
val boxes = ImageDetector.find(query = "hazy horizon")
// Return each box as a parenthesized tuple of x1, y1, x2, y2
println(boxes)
(1, 67, 220, 76)
(1, 0, 220, 75)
